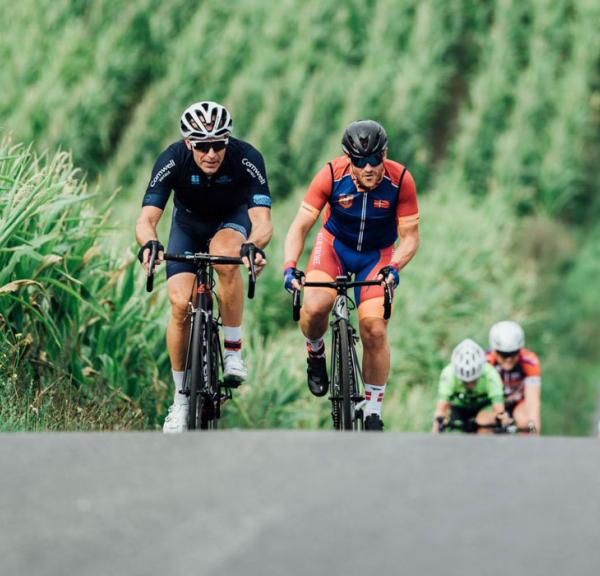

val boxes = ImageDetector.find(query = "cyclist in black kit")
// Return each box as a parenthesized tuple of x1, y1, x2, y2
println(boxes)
(135, 101, 273, 433)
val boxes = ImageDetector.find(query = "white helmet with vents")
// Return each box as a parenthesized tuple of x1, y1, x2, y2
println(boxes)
(180, 101, 233, 141)
(489, 321, 525, 353)
(451, 339, 486, 382)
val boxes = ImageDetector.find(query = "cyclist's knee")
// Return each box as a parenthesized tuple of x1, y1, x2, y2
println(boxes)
(213, 263, 241, 281)
(359, 318, 387, 348)
(302, 298, 332, 323)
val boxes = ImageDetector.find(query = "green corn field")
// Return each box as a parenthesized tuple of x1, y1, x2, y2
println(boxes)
(1, 0, 599, 433)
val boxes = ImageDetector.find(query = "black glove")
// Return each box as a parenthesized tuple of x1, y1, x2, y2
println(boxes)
(240, 242, 266, 261)
(137, 240, 164, 263)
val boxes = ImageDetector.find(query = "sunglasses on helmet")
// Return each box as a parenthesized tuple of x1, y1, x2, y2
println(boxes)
(349, 153, 384, 168)
(496, 349, 520, 359)
(191, 139, 228, 153)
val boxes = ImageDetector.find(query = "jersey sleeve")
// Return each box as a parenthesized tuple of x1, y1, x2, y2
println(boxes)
(396, 170, 419, 225)
(241, 147, 272, 209)
(142, 147, 177, 210)
(485, 366, 505, 404)
(437, 365, 455, 402)
(301, 164, 333, 218)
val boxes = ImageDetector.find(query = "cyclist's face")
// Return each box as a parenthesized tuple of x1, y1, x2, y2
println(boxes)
(349, 151, 386, 190)
(187, 140, 226, 175)
(496, 352, 519, 371)
(464, 379, 478, 389)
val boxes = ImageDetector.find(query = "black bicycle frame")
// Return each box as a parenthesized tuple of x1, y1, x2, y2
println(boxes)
(145, 247, 257, 430)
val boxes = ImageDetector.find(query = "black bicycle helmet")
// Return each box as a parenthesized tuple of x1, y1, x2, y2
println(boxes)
(341, 120, 388, 157)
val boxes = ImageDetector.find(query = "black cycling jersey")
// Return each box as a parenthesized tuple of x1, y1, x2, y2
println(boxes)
(142, 137, 271, 220)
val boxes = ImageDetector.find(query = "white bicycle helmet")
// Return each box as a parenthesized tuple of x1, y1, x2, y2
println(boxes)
(489, 321, 525, 353)
(180, 101, 233, 140)
(451, 339, 486, 382)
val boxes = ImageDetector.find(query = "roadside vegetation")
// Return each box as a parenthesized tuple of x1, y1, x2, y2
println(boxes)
(1, 0, 599, 433)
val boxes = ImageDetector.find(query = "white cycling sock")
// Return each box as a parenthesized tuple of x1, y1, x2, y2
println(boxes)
(172, 370, 188, 405)
(364, 383, 386, 417)
(223, 326, 242, 358)
(306, 337, 325, 355)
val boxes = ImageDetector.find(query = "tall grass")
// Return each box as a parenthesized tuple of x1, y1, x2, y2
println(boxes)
(0, 138, 171, 430)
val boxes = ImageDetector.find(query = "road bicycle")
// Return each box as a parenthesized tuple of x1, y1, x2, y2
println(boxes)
(292, 274, 392, 431)
(146, 245, 257, 430)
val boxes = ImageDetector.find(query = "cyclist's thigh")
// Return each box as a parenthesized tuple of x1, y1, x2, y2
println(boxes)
(210, 205, 251, 258)
(355, 245, 394, 320)
(166, 207, 216, 278)
(305, 228, 342, 306)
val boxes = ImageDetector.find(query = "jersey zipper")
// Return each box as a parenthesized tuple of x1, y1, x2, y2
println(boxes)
(356, 193, 368, 251)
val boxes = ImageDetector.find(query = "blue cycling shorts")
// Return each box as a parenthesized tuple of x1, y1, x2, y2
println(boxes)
(166, 204, 251, 278)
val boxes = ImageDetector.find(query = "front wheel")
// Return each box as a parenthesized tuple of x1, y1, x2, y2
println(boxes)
(337, 319, 354, 430)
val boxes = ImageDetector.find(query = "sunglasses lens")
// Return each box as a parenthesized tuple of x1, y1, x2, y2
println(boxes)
(192, 140, 227, 152)
(498, 350, 520, 358)
(350, 154, 383, 168)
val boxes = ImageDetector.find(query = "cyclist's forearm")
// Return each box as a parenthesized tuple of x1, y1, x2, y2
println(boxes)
(391, 223, 419, 270)
(247, 220, 273, 249)
(247, 207, 273, 249)
(284, 212, 315, 267)
(135, 206, 163, 245)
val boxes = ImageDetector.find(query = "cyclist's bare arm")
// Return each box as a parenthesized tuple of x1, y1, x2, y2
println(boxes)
(391, 217, 419, 270)
(246, 206, 273, 274)
(283, 204, 319, 289)
(135, 206, 164, 271)
(433, 400, 450, 433)
(524, 382, 541, 433)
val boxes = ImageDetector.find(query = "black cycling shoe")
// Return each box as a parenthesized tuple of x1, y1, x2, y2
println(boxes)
(364, 414, 384, 431)
(306, 354, 329, 397)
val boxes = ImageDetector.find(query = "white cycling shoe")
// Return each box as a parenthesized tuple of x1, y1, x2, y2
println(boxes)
(223, 352, 247, 384)
(162, 402, 189, 434)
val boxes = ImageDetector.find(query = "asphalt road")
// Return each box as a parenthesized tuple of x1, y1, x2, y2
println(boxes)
(1, 432, 599, 576)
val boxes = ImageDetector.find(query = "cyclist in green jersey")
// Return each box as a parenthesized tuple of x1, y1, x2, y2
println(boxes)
(432, 339, 511, 434)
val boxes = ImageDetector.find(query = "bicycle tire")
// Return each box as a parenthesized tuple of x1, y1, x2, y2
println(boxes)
(187, 308, 204, 430)
(330, 328, 341, 430)
(337, 318, 353, 430)
(200, 322, 221, 430)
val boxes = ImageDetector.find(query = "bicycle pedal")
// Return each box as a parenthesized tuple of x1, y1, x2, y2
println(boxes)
(222, 377, 242, 389)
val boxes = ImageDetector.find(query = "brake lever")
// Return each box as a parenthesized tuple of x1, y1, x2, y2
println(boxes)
(383, 282, 393, 320)
(292, 288, 301, 321)
(247, 247, 256, 300)
(146, 245, 158, 293)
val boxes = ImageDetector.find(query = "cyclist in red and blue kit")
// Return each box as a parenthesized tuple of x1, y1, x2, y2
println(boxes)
(283, 120, 419, 431)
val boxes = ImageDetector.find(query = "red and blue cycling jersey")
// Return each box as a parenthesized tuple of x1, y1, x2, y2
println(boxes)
(302, 156, 419, 252)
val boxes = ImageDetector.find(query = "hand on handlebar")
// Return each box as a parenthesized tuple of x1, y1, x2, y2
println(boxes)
(283, 267, 305, 293)
(376, 264, 400, 288)
(138, 240, 164, 274)
(240, 242, 267, 276)
(495, 411, 514, 429)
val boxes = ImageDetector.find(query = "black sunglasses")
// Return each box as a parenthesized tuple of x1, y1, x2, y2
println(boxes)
(349, 153, 384, 168)
(191, 140, 228, 153)
(497, 349, 520, 358)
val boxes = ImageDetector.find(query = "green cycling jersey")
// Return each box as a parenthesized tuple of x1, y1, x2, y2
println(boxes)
(437, 363, 504, 409)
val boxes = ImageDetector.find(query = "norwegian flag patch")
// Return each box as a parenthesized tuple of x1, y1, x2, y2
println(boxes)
(373, 199, 390, 209)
